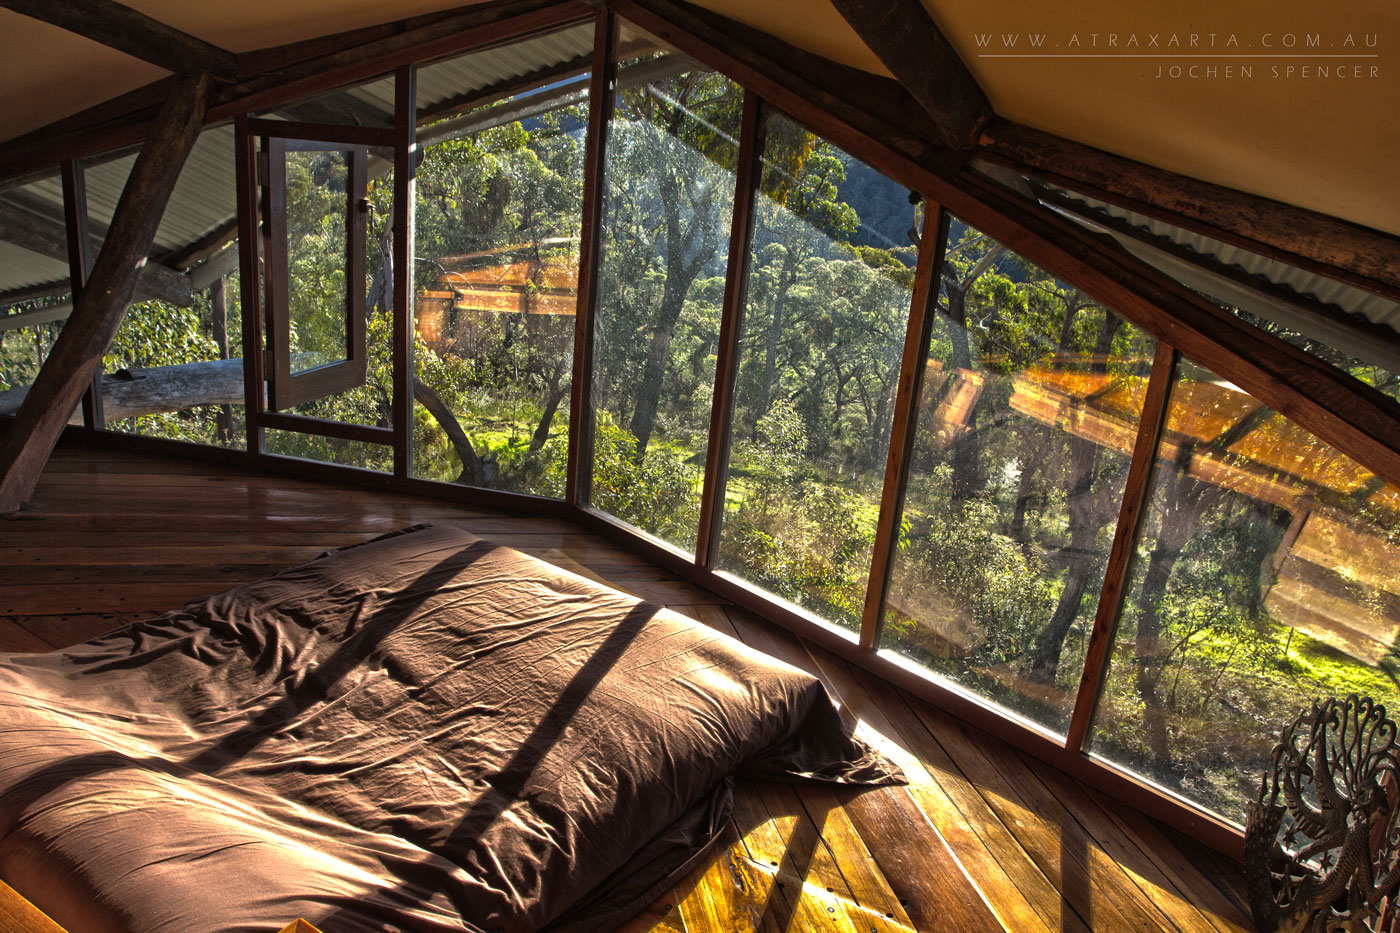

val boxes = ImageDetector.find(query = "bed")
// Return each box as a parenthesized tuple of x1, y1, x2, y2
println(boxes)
(0, 523, 901, 932)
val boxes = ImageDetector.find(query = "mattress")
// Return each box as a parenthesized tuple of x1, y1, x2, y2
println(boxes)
(0, 524, 900, 932)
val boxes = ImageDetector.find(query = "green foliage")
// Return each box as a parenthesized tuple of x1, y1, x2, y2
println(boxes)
(590, 413, 701, 547)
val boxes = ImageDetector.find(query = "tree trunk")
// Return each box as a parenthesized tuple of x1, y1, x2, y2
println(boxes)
(412, 379, 489, 486)
(1025, 310, 1127, 679)
(531, 376, 568, 452)
(1130, 474, 1223, 771)
(626, 167, 717, 461)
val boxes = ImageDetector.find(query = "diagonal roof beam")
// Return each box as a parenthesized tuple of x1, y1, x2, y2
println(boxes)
(0, 0, 237, 81)
(0, 74, 209, 513)
(828, 0, 991, 150)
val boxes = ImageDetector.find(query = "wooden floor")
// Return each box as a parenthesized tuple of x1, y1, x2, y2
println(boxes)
(0, 440, 1257, 933)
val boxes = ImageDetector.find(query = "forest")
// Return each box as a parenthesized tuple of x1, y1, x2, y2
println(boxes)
(3, 50, 1399, 828)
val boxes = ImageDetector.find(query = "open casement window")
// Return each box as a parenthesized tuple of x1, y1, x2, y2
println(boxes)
(258, 131, 370, 411)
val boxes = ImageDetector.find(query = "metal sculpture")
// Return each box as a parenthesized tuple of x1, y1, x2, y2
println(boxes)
(1245, 694, 1400, 932)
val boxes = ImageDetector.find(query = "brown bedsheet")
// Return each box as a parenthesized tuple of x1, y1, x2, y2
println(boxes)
(0, 524, 900, 932)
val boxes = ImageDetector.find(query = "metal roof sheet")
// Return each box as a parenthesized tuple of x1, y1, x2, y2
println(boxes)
(0, 24, 594, 310)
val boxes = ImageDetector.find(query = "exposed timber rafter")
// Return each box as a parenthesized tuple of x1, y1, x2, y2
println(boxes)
(977, 119, 1400, 304)
(0, 0, 237, 81)
(0, 74, 209, 513)
(828, 0, 991, 150)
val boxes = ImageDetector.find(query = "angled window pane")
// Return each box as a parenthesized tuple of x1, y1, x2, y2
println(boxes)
(409, 24, 593, 496)
(284, 146, 351, 374)
(716, 111, 918, 632)
(880, 218, 1156, 735)
(588, 28, 742, 550)
(1089, 358, 1400, 824)
(0, 169, 70, 406)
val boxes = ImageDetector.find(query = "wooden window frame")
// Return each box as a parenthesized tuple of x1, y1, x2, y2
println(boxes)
(254, 127, 375, 412)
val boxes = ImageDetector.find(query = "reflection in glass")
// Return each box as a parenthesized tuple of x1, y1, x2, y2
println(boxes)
(1089, 358, 1400, 823)
(878, 219, 1155, 733)
(285, 147, 351, 374)
(408, 56, 587, 497)
(587, 35, 741, 550)
(716, 112, 917, 630)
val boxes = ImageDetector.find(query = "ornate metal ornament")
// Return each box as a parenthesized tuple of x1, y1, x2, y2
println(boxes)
(1245, 695, 1400, 932)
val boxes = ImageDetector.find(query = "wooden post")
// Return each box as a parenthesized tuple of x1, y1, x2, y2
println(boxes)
(565, 9, 616, 507)
(695, 90, 763, 568)
(1064, 343, 1177, 751)
(60, 158, 102, 430)
(233, 114, 264, 456)
(859, 203, 949, 649)
(0, 74, 208, 512)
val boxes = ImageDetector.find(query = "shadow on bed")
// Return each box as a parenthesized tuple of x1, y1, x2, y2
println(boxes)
(0, 524, 900, 933)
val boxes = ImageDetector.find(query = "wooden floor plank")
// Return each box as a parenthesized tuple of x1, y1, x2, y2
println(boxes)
(720, 608, 1019, 933)
(0, 440, 1256, 933)
(902, 697, 1167, 933)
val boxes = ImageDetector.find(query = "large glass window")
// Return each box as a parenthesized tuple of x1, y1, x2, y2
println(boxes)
(0, 170, 71, 412)
(409, 25, 592, 497)
(1089, 357, 1400, 823)
(715, 111, 917, 630)
(879, 218, 1156, 733)
(92, 130, 246, 448)
(585, 28, 742, 550)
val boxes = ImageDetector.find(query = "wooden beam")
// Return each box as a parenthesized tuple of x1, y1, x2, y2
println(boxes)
(1033, 183, 1400, 361)
(696, 90, 763, 568)
(0, 302, 72, 331)
(235, 0, 577, 79)
(565, 10, 615, 507)
(859, 203, 948, 648)
(1064, 344, 1176, 752)
(0, 0, 237, 80)
(612, 0, 954, 172)
(391, 65, 416, 479)
(0, 357, 245, 421)
(828, 0, 990, 149)
(978, 119, 1400, 304)
(214, 0, 589, 122)
(0, 74, 208, 513)
(0, 200, 193, 306)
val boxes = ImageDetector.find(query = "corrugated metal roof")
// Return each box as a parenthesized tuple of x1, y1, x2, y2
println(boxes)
(0, 239, 67, 294)
(971, 157, 1400, 378)
(0, 24, 594, 309)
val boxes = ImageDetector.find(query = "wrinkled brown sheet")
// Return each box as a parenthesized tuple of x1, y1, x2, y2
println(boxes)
(0, 524, 900, 932)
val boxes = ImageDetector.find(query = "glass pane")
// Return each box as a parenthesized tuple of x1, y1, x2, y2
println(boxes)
(880, 218, 1155, 733)
(285, 146, 351, 374)
(408, 41, 588, 497)
(1089, 358, 1400, 824)
(99, 126, 246, 449)
(586, 37, 741, 549)
(716, 112, 918, 631)
(274, 148, 390, 436)
(0, 170, 72, 419)
(263, 429, 391, 472)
